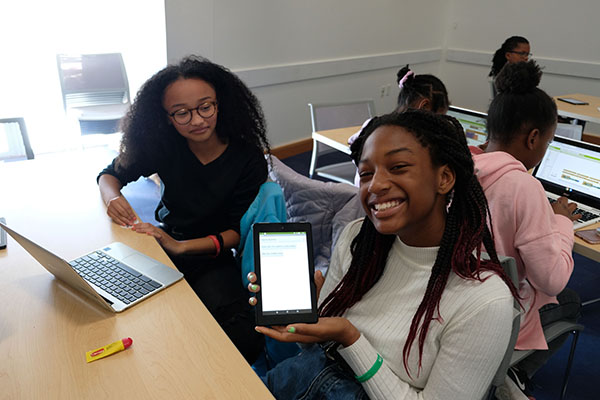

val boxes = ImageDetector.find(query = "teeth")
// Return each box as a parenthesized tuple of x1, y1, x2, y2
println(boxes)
(374, 200, 400, 211)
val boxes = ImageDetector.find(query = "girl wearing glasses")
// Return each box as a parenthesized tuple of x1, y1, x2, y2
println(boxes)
(97, 56, 270, 364)
(489, 36, 530, 97)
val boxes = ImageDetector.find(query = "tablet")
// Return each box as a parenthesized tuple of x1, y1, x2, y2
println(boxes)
(253, 222, 318, 326)
(557, 97, 589, 105)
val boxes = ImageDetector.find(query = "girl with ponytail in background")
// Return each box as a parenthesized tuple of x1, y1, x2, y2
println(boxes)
(348, 65, 450, 185)
(249, 110, 517, 399)
(489, 36, 531, 97)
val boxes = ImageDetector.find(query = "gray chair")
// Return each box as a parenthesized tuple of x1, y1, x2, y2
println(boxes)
(484, 254, 521, 400)
(57, 53, 130, 134)
(0, 118, 34, 161)
(308, 99, 375, 185)
(509, 321, 583, 400)
(484, 253, 584, 400)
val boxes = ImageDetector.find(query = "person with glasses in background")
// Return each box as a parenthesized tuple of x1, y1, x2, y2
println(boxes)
(489, 36, 531, 97)
(97, 56, 270, 364)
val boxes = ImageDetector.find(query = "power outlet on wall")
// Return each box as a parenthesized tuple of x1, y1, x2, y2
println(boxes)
(379, 84, 391, 97)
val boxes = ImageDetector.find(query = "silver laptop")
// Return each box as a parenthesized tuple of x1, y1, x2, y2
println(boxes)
(0, 221, 183, 312)
(532, 136, 600, 230)
(447, 106, 488, 147)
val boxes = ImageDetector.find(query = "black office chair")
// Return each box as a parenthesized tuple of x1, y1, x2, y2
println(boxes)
(0, 117, 34, 161)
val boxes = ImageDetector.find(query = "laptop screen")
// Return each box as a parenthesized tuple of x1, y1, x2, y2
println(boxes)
(533, 136, 600, 205)
(447, 106, 488, 147)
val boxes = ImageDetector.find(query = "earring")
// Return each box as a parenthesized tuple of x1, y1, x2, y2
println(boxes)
(445, 189, 455, 212)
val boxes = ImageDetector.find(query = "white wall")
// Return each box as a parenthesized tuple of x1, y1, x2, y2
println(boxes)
(165, 0, 447, 146)
(442, 0, 600, 132)
(165, 0, 600, 146)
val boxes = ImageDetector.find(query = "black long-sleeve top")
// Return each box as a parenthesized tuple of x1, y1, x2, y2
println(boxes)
(98, 138, 267, 239)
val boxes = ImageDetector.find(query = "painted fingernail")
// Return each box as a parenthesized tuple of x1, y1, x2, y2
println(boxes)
(250, 284, 258, 291)
(247, 272, 255, 281)
(249, 297, 257, 306)
(287, 327, 296, 333)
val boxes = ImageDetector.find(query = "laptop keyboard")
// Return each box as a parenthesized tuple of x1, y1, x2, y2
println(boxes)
(548, 198, 600, 222)
(69, 251, 162, 305)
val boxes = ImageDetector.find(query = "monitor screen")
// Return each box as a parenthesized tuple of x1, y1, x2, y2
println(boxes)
(534, 137, 600, 199)
(447, 106, 488, 147)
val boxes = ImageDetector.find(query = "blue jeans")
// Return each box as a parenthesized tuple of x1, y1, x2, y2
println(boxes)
(262, 344, 368, 399)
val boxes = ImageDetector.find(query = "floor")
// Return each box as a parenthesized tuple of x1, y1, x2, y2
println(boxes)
(125, 149, 599, 399)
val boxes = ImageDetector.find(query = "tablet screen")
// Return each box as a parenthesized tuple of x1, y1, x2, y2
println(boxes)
(253, 223, 317, 325)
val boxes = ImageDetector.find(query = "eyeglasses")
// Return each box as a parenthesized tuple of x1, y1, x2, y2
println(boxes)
(168, 101, 217, 125)
(507, 51, 532, 57)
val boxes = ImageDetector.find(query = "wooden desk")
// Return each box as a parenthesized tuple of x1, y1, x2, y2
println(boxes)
(0, 149, 272, 399)
(554, 93, 600, 125)
(312, 126, 358, 155)
(574, 222, 600, 263)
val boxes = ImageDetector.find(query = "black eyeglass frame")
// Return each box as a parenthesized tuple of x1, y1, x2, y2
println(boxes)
(507, 50, 532, 57)
(167, 101, 218, 125)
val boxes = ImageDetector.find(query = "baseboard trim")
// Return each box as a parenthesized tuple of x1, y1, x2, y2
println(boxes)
(271, 138, 312, 159)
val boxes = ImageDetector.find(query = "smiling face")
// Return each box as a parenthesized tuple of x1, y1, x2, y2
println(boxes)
(162, 78, 220, 147)
(357, 125, 455, 247)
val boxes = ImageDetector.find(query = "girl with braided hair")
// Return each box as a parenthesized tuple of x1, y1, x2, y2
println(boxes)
(348, 65, 449, 146)
(97, 55, 270, 363)
(475, 60, 581, 394)
(249, 110, 517, 399)
(348, 65, 450, 185)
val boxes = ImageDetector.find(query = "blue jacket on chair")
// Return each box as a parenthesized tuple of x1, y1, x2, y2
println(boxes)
(238, 180, 299, 374)
(239, 181, 287, 286)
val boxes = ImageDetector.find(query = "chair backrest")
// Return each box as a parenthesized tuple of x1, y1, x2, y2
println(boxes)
(483, 253, 521, 399)
(308, 99, 375, 133)
(0, 118, 34, 161)
(57, 53, 130, 110)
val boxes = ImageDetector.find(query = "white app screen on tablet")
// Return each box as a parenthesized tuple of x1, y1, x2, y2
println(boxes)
(258, 231, 313, 314)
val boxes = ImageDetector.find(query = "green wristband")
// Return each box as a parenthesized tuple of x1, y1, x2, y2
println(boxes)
(355, 353, 383, 382)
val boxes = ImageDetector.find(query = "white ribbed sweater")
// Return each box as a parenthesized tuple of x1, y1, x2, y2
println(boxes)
(320, 219, 514, 400)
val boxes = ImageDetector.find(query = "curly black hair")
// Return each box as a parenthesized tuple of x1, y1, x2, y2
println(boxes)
(116, 55, 270, 169)
(396, 64, 450, 114)
(489, 36, 529, 78)
(487, 60, 557, 145)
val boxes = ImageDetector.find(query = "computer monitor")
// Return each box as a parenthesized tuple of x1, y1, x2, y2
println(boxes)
(447, 106, 488, 147)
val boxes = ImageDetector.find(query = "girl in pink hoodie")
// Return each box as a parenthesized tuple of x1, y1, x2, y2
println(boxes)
(472, 60, 581, 393)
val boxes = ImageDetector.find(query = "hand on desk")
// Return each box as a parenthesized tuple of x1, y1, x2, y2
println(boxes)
(247, 271, 360, 347)
(552, 196, 582, 221)
(106, 195, 138, 227)
(132, 223, 182, 255)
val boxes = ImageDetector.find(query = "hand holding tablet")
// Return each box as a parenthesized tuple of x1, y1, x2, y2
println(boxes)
(251, 222, 319, 325)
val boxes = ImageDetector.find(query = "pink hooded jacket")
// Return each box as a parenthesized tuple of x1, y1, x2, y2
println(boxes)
(472, 150, 574, 350)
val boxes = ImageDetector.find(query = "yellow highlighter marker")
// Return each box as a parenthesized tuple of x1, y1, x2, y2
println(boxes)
(86, 337, 133, 363)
